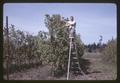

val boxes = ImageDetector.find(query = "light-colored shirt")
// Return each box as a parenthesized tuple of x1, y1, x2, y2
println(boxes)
(67, 20, 76, 29)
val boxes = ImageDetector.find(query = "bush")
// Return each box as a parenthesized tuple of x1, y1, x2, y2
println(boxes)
(3, 26, 43, 74)
(102, 39, 117, 64)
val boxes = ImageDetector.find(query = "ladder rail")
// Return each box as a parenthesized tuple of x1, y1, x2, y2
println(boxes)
(67, 38, 72, 80)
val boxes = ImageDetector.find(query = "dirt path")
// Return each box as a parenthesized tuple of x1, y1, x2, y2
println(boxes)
(4, 52, 117, 80)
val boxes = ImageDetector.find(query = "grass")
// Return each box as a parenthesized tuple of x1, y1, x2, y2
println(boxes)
(3, 52, 117, 80)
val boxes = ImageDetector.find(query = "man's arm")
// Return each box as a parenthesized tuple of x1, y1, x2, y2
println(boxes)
(71, 21, 76, 28)
(65, 22, 71, 28)
(74, 22, 76, 28)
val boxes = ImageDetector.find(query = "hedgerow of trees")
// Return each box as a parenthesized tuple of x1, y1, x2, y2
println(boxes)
(3, 14, 84, 76)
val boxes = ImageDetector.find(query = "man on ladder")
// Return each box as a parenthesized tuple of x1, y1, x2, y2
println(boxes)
(65, 16, 76, 49)
(66, 16, 76, 80)
(65, 16, 90, 80)
(66, 16, 76, 39)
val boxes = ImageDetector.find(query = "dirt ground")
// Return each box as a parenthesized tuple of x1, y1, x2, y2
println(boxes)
(4, 52, 117, 80)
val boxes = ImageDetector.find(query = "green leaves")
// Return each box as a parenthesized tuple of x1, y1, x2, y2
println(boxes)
(44, 14, 84, 76)
(3, 14, 84, 76)
(102, 39, 117, 64)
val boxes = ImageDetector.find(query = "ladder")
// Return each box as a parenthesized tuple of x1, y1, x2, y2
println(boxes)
(67, 37, 87, 80)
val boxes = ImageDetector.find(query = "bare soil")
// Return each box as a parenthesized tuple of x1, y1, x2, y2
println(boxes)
(4, 52, 117, 80)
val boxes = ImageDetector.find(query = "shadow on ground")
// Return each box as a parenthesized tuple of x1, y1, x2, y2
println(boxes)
(79, 57, 101, 74)
(79, 58, 91, 74)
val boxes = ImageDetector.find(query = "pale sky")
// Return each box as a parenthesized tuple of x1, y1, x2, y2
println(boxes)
(3, 3, 117, 44)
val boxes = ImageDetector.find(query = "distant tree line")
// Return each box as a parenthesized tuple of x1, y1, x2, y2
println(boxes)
(84, 43, 107, 52)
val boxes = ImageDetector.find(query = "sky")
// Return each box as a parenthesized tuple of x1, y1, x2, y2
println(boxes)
(3, 3, 117, 44)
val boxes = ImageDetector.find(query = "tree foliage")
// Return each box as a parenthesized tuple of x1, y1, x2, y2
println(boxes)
(44, 14, 84, 76)
(102, 39, 117, 64)
(3, 14, 84, 77)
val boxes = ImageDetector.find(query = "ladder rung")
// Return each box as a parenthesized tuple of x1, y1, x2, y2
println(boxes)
(73, 71, 82, 75)
(73, 62, 79, 64)
(72, 64, 79, 67)
(71, 52, 76, 54)
(71, 67, 80, 71)
(71, 65, 80, 69)
(72, 59, 78, 62)
(71, 55, 76, 57)
(71, 66, 79, 69)
(74, 70, 80, 73)
(72, 57, 77, 59)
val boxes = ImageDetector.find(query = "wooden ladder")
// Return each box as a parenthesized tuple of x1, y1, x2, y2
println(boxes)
(67, 37, 87, 80)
